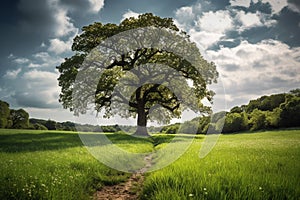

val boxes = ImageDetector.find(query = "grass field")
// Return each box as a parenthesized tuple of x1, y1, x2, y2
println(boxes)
(0, 129, 299, 199)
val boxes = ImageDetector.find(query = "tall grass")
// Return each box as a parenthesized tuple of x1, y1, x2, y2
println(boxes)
(0, 129, 151, 200)
(1, 129, 299, 199)
(142, 130, 300, 200)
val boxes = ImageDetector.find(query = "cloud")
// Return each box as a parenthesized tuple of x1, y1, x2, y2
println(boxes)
(236, 11, 263, 28)
(121, 10, 141, 22)
(189, 29, 225, 50)
(260, 0, 288, 13)
(197, 10, 233, 34)
(174, 5, 200, 29)
(18, 0, 78, 38)
(288, 0, 300, 13)
(187, 10, 234, 49)
(230, 0, 251, 7)
(13, 58, 30, 64)
(27, 52, 64, 68)
(47, 0, 78, 37)
(48, 38, 72, 54)
(207, 39, 300, 106)
(88, 0, 104, 13)
(230, 0, 288, 13)
(3, 68, 22, 79)
(235, 10, 276, 32)
(16, 69, 61, 109)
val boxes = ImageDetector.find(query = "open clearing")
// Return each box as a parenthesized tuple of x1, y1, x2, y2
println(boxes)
(0, 129, 299, 199)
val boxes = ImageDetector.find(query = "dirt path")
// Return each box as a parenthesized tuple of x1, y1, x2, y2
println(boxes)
(94, 154, 152, 200)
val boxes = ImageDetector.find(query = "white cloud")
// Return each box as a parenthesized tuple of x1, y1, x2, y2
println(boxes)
(121, 10, 140, 22)
(15, 69, 61, 108)
(261, 0, 288, 13)
(235, 10, 276, 31)
(29, 52, 64, 68)
(231, 0, 288, 13)
(88, 0, 104, 13)
(230, 0, 251, 7)
(197, 10, 233, 34)
(207, 40, 300, 106)
(23, 69, 58, 81)
(187, 10, 233, 49)
(189, 29, 224, 50)
(4, 68, 22, 79)
(13, 58, 30, 64)
(174, 6, 196, 29)
(237, 11, 262, 27)
(8, 54, 14, 59)
(33, 52, 52, 62)
(47, 0, 78, 37)
(48, 38, 72, 54)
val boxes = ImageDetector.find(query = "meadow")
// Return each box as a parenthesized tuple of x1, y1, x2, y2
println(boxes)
(0, 129, 299, 199)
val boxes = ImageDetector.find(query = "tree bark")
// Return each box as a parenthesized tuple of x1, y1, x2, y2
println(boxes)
(133, 102, 149, 137)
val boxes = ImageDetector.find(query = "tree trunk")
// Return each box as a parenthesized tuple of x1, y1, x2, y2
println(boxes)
(133, 103, 149, 137)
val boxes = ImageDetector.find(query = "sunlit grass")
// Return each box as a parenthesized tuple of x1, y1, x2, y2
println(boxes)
(0, 129, 146, 200)
(1, 129, 299, 199)
(142, 130, 300, 200)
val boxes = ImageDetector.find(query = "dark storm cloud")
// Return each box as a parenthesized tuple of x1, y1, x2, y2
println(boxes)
(13, 93, 60, 109)
(17, 0, 56, 35)
(271, 7, 300, 47)
(288, 0, 300, 12)
(240, 26, 274, 44)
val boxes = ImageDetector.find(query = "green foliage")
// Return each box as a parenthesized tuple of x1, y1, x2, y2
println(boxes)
(10, 109, 30, 129)
(230, 106, 243, 113)
(279, 95, 300, 127)
(245, 93, 286, 113)
(160, 123, 180, 134)
(33, 123, 48, 130)
(197, 116, 210, 134)
(223, 112, 248, 133)
(0, 100, 10, 128)
(249, 109, 267, 131)
(289, 88, 300, 97)
(179, 120, 199, 134)
(57, 13, 218, 135)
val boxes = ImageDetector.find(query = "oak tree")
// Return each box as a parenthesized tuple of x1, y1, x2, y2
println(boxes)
(57, 13, 218, 136)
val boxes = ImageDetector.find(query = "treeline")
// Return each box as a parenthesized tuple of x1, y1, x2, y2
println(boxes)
(0, 101, 160, 132)
(1, 89, 299, 134)
(0, 100, 30, 129)
(161, 89, 300, 134)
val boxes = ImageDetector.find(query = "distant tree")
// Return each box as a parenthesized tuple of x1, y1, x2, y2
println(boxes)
(289, 88, 300, 97)
(245, 94, 286, 113)
(179, 120, 199, 134)
(197, 116, 211, 134)
(0, 100, 10, 128)
(249, 109, 267, 131)
(44, 119, 57, 130)
(279, 96, 300, 127)
(265, 108, 281, 128)
(32, 123, 48, 130)
(10, 109, 30, 129)
(230, 106, 243, 113)
(57, 13, 218, 136)
(222, 112, 248, 133)
(160, 123, 180, 134)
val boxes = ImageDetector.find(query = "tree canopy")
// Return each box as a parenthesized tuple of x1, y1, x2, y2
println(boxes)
(57, 13, 218, 136)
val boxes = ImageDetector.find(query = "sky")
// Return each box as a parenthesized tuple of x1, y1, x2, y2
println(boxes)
(0, 0, 299, 125)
